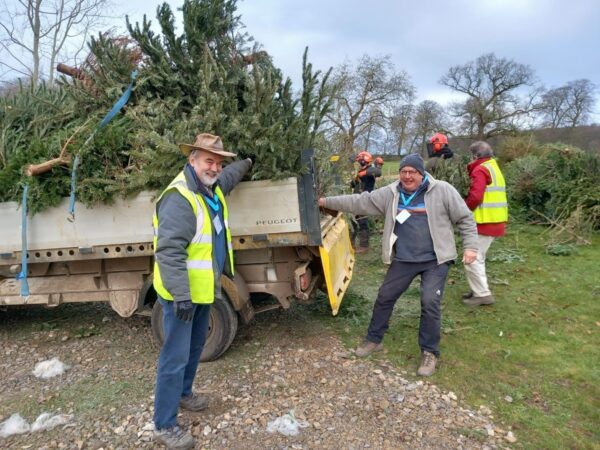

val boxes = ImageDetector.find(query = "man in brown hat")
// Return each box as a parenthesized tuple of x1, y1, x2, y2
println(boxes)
(152, 133, 253, 449)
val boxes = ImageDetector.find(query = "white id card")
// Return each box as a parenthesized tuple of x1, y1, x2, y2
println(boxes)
(213, 215, 223, 234)
(396, 209, 411, 224)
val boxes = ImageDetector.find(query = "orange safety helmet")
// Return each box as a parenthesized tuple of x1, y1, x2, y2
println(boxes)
(430, 133, 448, 153)
(355, 151, 373, 165)
(375, 157, 384, 166)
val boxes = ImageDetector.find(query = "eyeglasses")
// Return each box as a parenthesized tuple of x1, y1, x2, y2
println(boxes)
(400, 169, 419, 176)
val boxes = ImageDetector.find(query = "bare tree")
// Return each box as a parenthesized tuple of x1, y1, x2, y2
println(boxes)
(540, 79, 597, 128)
(326, 54, 415, 154)
(0, 0, 111, 87)
(387, 92, 415, 156)
(440, 53, 538, 140)
(408, 100, 447, 157)
(540, 85, 569, 128)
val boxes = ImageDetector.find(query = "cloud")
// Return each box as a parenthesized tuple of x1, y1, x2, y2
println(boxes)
(112, 0, 600, 112)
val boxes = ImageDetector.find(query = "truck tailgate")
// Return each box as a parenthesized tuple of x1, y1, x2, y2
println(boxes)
(318, 214, 354, 315)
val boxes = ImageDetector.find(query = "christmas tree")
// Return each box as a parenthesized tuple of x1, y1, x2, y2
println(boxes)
(0, 0, 333, 212)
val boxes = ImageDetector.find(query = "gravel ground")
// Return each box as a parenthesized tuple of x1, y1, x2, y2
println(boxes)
(0, 303, 517, 449)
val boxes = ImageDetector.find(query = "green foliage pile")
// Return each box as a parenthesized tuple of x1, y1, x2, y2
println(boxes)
(427, 154, 471, 197)
(0, 0, 333, 213)
(505, 143, 600, 231)
(0, 82, 89, 213)
(495, 134, 537, 163)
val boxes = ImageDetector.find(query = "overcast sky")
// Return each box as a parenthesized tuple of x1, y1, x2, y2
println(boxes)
(120, 0, 600, 117)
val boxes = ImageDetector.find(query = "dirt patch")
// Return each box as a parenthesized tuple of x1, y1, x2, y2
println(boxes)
(1, 303, 513, 449)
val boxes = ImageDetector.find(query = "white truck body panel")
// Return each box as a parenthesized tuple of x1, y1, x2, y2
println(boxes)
(0, 178, 302, 254)
(0, 193, 156, 254)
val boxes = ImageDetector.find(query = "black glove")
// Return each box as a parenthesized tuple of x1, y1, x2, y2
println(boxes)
(239, 151, 256, 165)
(175, 299, 194, 323)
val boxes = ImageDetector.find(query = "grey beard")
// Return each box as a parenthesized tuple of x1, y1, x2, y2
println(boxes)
(199, 173, 218, 187)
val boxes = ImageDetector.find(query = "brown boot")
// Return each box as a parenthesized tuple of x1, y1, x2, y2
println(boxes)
(355, 340, 383, 357)
(354, 246, 369, 254)
(153, 426, 195, 449)
(462, 291, 474, 300)
(417, 351, 437, 377)
(179, 393, 209, 411)
(462, 294, 495, 306)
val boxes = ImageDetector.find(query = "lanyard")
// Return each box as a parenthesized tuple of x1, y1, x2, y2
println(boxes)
(400, 191, 418, 207)
(202, 194, 220, 212)
(400, 176, 428, 207)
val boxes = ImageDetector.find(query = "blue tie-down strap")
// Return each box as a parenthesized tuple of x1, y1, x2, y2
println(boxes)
(16, 183, 30, 298)
(67, 153, 81, 221)
(98, 70, 138, 130)
(68, 70, 138, 220)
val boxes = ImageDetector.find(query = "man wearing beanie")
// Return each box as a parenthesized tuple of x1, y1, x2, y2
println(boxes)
(319, 153, 478, 376)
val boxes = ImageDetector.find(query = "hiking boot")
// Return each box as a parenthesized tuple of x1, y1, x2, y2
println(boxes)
(355, 340, 383, 357)
(462, 291, 474, 300)
(417, 351, 437, 377)
(179, 393, 209, 412)
(153, 425, 195, 449)
(462, 294, 495, 306)
(354, 246, 369, 254)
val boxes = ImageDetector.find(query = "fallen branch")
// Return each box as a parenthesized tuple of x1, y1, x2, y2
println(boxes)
(25, 155, 72, 176)
(531, 208, 591, 245)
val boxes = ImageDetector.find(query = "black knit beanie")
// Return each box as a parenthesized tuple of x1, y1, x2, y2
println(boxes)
(399, 153, 425, 175)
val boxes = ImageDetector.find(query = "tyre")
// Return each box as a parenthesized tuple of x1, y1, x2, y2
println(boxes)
(151, 294, 238, 362)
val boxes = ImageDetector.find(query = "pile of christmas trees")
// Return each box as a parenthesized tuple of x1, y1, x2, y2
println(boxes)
(0, 0, 333, 213)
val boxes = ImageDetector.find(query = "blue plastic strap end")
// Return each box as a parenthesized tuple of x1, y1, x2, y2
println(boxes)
(68, 154, 80, 222)
(18, 184, 30, 298)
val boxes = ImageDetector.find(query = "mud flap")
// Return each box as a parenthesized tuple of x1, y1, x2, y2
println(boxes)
(318, 214, 355, 315)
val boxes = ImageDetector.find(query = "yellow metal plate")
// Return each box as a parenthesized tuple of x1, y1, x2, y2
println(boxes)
(318, 214, 354, 315)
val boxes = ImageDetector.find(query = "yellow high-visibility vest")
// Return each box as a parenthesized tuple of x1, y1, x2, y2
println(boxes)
(152, 171, 234, 304)
(473, 159, 508, 224)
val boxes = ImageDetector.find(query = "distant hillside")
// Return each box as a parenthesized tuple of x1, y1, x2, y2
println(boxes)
(449, 124, 600, 154)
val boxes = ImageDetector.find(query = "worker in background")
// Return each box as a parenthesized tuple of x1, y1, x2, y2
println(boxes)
(425, 133, 454, 173)
(427, 133, 454, 160)
(462, 141, 508, 306)
(152, 133, 253, 449)
(350, 151, 382, 253)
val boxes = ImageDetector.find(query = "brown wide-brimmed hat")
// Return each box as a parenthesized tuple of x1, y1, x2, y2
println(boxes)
(178, 133, 237, 158)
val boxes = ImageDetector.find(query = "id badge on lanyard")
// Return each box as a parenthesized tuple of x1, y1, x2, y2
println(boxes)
(396, 209, 411, 224)
(213, 215, 223, 235)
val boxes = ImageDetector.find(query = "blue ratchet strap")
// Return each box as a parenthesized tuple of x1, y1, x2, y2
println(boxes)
(98, 70, 138, 130)
(16, 184, 30, 298)
(68, 70, 139, 220)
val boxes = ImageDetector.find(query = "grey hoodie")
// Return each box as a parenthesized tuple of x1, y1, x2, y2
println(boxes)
(324, 173, 478, 265)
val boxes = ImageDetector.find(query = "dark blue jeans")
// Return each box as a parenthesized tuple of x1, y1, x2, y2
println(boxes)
(366, 260, 450, 356)
(153, 297, 211, 430)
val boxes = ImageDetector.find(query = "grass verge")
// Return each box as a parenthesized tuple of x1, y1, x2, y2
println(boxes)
(314, 224, 599, 449)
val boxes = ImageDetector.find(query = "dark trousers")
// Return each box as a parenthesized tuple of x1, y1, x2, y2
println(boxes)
(366, 260, 450, 356)
(351, 216, 370, 247)
(153, 297, 211, 430)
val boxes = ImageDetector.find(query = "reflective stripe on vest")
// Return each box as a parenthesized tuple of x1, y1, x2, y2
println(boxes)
(152, 171, 234, 304)
(473, 159, 508, 224)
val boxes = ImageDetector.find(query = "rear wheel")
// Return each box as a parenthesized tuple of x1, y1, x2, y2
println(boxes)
(151, 295, 238, 362)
